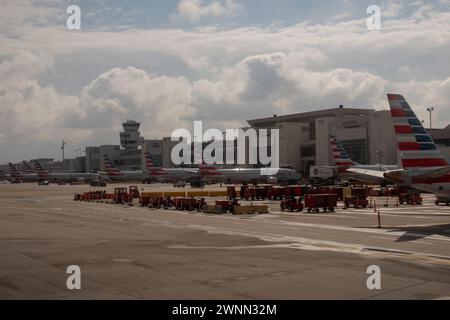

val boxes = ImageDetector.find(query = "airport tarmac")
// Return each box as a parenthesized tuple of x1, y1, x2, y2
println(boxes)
(1, 183, 450, 299)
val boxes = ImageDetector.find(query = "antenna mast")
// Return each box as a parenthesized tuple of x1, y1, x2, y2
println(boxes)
(61, 140, 66, 170)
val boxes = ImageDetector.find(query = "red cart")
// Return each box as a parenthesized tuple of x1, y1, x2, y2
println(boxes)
(280, 198, 304, 212)
(305, 194, 337, 213)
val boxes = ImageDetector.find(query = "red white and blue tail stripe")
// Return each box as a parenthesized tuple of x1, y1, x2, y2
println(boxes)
(143, 153, 167, 176)
(30, 160, 49, 179)
(388, 93, 448, 169)
(8, 163, 23, 180)
(102, 155, 123, 177)
(144, 152, 160, 170)
(330, 136, 357, 167)
(22, 161, 35, 174)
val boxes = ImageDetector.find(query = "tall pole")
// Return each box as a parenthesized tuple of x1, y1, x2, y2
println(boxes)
(61, 140, 66, 170)
(427, 107, 434, 130)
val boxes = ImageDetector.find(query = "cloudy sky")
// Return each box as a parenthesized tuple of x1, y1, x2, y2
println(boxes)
(1, 0, 450, 162)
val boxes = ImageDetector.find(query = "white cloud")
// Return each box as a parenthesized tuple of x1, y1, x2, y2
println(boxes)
(1, 0, 450, 161)
(0, 0, 62, 31)
(174, 0, 242, 22)
(383, 2, 404, 18)
(78, 67, 195, 136)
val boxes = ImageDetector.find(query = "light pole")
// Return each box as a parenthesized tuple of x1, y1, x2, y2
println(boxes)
(427, 107, 434, 130)
(61, 140, 66, 170)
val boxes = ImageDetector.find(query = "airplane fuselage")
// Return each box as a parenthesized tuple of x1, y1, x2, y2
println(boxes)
(200, 168, 301, 185)
(149, 168, 199, 183)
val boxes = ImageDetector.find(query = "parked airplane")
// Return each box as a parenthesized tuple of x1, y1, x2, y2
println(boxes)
(197, 163, 302, 185)
(347, 94, 450, 197)
(31, 160, 104, 183)
(329, 136, 399, 184)
(7, 163, 39, 182)
(102, 155, 150, 182)
(143, 152, 199, 185)
(1, 167, 13, 182)
(22, 161, 37, 174)
(144, 152, 301, 186)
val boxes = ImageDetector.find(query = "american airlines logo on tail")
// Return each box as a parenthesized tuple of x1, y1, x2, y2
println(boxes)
(30, 160, 49, 179)
(22, 161, 35, 174)
(8, 163, 23, 179)
(102, 155, 123, 177)
(144, 153, 159, 169)
(388, 93, 448, 169)
(330, 136, 357, 167)
(143, 153, 167, 176)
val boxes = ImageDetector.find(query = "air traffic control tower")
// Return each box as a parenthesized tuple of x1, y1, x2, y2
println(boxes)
(120, 120, 143, 150)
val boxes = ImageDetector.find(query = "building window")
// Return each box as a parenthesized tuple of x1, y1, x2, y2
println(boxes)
(435, 138, 450, 147)
(309, 122, 316, 140)
(301, 144, 315, 158)
(340, 139, 368, 164)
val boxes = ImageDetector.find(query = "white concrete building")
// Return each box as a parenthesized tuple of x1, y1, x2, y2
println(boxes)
(247, 107, 398, 175)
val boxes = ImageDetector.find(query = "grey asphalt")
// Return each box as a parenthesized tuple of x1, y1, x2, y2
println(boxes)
(1, 183, 450, 299)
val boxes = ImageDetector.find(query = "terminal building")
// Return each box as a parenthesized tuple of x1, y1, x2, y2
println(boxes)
(3, 108, 450, 177)
(80, 109, 450, 177)
(430, 124, 450, 162)
(85, 120, 144, 172)
(247, 106, 398, 175)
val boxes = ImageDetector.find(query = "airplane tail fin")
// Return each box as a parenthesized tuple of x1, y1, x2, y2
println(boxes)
(330, 136, 358, 167)
(8, 163, 23, 179)
(143, 152, 166, 176)
(30, 160, 49, 179)
(22, 161, 36, 174)
(102, 155, 123, 177)
(144, 152, 160, 170)
(388, 93, 448, 169)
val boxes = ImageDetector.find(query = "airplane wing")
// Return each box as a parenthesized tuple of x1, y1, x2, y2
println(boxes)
(345, 168, 386, 179)
(415, 166, 450, 179)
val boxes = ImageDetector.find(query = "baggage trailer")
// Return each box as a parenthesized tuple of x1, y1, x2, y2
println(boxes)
(343, 187, 369, 209)
(284, 186, 303, 198)
(241, 186, 267, 201)
(227, 186, 237, 200)
(214, 200, 240, 214)
(266, 186, 286, 200)
(173, 198, 206, 211)
(114, 187, 132, 204)
(344, 196, 369, 209)
(305, 194, 337, 213)
(399, 193, 422, 205)
(280, 198, 304, 212)
(148, 196, 166, 209)
(129, 186, 140, 199)
(334, 186, 344, 201)
(384, 186, 422, 206)
(435, 195, 450, 206)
